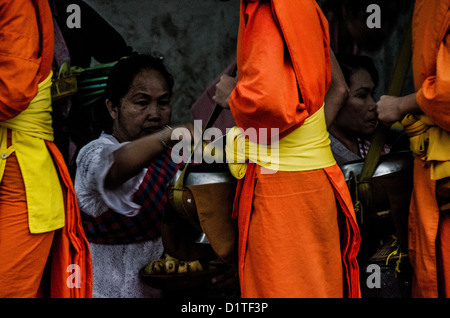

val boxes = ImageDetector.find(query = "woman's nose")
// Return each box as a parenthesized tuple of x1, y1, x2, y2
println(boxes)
(368, 96, 377, 112)
(146, 104, 161, 119)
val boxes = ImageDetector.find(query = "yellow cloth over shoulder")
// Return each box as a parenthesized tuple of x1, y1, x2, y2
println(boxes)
(401, 113, 450, 180)
(0, 72, 65, 233)
(226, 106, 336, 178)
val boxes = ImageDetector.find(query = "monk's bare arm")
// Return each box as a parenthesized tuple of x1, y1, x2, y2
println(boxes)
(324, 49, 349, 128)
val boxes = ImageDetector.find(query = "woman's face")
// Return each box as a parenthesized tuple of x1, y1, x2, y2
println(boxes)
(335, 68, 378, 138)
(109, 68, 172, 142)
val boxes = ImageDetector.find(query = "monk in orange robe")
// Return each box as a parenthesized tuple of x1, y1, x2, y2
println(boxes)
(222, 0, 361, 298)
(0, 0, 91, 297)
(376, 0, 450, 298)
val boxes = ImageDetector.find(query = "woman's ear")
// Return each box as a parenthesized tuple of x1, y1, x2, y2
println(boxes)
(105, 99, 118, 120)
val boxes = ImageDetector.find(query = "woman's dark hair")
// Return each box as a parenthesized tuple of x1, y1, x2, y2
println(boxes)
(91, 54, 174, 135)
(335, 54, 379, 88)
(104, 54, 174, 107)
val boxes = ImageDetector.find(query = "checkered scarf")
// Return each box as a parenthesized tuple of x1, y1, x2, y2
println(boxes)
(81, 149, 184, 244)
(357, 137, 391, 158)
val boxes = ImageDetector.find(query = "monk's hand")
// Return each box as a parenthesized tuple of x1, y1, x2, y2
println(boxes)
(377, 93, 420, 127)
(376, 95, 405, 127)
(213, 75, 238, 109)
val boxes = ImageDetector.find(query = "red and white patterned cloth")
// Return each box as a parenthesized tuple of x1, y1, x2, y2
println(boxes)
(357, 137, 392, 158)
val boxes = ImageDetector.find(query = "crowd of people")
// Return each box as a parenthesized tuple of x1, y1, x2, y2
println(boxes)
(1, 0, 449, 299)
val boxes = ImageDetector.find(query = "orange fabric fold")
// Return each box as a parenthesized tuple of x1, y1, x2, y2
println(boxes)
(0, 146, 54, 298)
(413, 0, 450, 131)
(0, 0, 92, 297)
(229, 0, 360, 298)
(324, 164, 361, 297)
(408, 0, 450, 298)
(229, 0, 331, 142)
(234, 164, 361, 298)
(408, 158, 440, 297)
(46, 141, 93, 298)
(0, 135, 92, 298)
(0, 0, 54, 121)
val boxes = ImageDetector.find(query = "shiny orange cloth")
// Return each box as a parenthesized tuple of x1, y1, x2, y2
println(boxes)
(230, 0, 331, 142)
(0, 0, 92, 297)
(408, 159, 441, 297)
(242, 167, 340, 297)
(408, 0, 450, 298)
(0, 141, 92, 298)
(0, 0, 54, 121)
(0, 144, 54, 298)
(234, 164, 361, 298)
(229, 0, 360, 298)
(46, 141, 93, 298)
(413, 0, 450, 132)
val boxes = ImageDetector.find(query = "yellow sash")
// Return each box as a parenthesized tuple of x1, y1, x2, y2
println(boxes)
(0, 72, 65, 233)
(401, 114, 450, 180)
(226, 105, 336, 178)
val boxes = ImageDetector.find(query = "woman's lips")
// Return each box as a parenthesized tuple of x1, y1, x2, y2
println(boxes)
(142, 127, 162, 135)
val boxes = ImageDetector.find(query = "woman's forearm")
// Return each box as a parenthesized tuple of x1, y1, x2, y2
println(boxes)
(104, 128, 172, 189)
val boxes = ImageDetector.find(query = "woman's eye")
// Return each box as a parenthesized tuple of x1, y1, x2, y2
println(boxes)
(136, 100, 148, 106)
(357, 94, 367, 100)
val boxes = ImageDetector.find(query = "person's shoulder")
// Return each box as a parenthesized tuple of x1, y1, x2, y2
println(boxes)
(77, 133, 116, 161)
(82, 132, 116, 149)
(79, 138, 103, 154)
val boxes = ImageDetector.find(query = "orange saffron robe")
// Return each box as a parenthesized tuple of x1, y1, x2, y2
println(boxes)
(409, 0, 450, 298)
(229, 0, 360, 297)
(0, 0, 92, 297)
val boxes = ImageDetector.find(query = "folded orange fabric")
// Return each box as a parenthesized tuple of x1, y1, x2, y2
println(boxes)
(46, 141, 93, 298)
(0, 148, 54, 298)
(230, 0, 361, 298)
(234, 164, 361, 298)
(413, 0, 450, 131)
(0, 0, 54, 121)
(407, 0, 450, 297)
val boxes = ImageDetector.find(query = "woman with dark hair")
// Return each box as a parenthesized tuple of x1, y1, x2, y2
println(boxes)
(74, 54, 193, 297)
(328, 54, 391, 167)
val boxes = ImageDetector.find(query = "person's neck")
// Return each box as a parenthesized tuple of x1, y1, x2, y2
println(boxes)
(330, 127, 359, 156)
(111, 127, 126, 143)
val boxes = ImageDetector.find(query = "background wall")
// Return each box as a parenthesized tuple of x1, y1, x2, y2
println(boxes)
(84, 0, 240, 124)
(83, 0, 415, 124)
